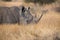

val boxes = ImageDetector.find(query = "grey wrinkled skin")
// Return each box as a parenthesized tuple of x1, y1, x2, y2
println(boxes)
(9, 6, 20, 24)
(0, 6, 20, 24)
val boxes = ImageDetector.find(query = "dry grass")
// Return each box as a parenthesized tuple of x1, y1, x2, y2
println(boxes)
(0, 2, 60, 40)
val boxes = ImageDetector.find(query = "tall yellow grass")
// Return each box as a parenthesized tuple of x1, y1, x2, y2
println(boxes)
(0, 2, 60, 40)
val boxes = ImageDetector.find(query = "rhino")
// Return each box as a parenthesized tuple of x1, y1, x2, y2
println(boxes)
(0, 6, 47, 24)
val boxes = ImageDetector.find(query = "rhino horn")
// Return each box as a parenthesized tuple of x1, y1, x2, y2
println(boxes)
(34, 10, 48, 23)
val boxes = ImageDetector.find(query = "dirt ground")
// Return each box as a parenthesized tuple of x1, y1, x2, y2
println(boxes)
(0, 2, 60, 40)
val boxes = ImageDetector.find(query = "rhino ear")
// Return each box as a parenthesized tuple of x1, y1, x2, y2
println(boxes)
(19, 6, 26, 12)
(27, 7, 30, 10)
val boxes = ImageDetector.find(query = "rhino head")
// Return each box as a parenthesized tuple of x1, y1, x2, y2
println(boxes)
(18, 6, 48, 24)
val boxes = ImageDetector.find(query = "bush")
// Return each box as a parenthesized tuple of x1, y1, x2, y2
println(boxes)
(2, 0, 11, 1)
(25, 0, 57, 5)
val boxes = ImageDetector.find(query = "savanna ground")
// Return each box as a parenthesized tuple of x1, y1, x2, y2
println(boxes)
(0, 1, 60, 40)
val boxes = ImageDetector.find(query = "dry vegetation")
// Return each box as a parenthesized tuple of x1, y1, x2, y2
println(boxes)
(0, 1, 60, 40)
